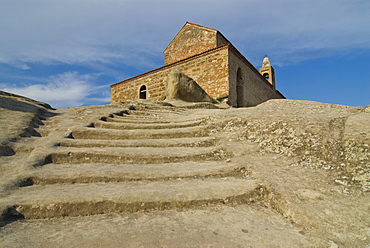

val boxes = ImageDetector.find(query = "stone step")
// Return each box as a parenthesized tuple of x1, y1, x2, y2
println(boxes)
(71, 126, 210, 140)
(2, 178, 260, 219)
(104, 116, 207, 124)
(47, 147, 231, 164)
(28, 162, 245, 185)
(112, 113, 175, 120)
(125, 110, 185, 116)
(108, 114, 188, 122)
(103, 117, 173, 124)
(93, 119, 206, 130)
(59, 137, 217, 148)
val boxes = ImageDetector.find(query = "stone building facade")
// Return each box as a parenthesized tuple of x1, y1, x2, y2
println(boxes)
(110, 22, 284, 107)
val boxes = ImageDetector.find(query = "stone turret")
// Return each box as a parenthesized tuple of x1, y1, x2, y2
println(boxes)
(259, 55, 275, 89)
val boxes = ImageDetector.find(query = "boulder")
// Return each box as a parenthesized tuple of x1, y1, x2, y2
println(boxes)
(164, 70, 218, 103)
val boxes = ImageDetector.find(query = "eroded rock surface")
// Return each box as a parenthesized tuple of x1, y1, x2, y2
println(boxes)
(164, 70, 219, 103)
(0, 95, 369, 248)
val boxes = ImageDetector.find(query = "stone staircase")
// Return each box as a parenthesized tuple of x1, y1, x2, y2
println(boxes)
(2, 106, 262, 220)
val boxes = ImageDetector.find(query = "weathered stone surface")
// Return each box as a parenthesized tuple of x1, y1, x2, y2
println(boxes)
(342, 109, 370, 191)
(164, 70, 218, 103)
(110, 46, 230, 103)
(0, 91, 52, 156)
(0, 93, 369, 248)
(163, 22, 227, 65)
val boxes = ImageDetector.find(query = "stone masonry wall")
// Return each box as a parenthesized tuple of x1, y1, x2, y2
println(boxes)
(111, 46, 229, 104)
(228, 47, 284, 107)
(164, 25, 218, 65)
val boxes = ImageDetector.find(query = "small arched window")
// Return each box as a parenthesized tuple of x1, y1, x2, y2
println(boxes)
(139, 85, 147, 99)
(263, 73, 270, 81)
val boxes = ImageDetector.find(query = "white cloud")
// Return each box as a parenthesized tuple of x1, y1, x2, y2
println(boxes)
(8, 61, 31, 70)
(0, 71, 109, 108)
(1, 0, 369, 69)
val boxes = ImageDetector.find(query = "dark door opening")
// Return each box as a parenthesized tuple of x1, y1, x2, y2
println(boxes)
(236, 68, 243, 107)
(139, 85, 147, 99)
(237, 84, 243, 107)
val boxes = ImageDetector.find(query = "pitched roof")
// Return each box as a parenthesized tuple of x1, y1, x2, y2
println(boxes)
(163, 22, 219, 53)
(184, 22, 218, 32)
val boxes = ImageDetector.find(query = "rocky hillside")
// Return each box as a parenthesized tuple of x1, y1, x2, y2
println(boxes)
(0, 92, 369, 247)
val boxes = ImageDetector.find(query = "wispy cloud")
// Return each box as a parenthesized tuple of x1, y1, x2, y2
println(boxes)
(0, 0, 368, 107)
(0, 71, 109, 108)
(8, 61, 31, 70)
(1, 0, 369, 69)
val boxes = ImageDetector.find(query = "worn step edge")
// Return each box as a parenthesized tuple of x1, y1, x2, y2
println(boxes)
(58, 137, 217, 148)
(125, 110, 186, 116)
(104, 117, 172, 124)
(105, 116, 207, 124)
(2, 179, 262, 219)
(28, 162, 247, 185)
(106, 116, 207, 124)
(113, 113, 176, 120)
(47, 147, 232, 164)
(71, 126, 210, 140)
(93, 119, 206, 130)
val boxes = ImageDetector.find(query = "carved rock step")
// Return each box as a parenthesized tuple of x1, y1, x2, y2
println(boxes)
(125, 110, 185, 116)
(111, 115, 165, 121)
(71, 126, 209, 140)
(110, 113, 176, 120)
(29, 162, 245, 185)
(2, 178, 260, 219)
(93, 119, 206, 130)
(104, 117, 174, 124)
(59, 137, 217, 148)
(47, 147, 231, 164)
(105, 116, 207, 124)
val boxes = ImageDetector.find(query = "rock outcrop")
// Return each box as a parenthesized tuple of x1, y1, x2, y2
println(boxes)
(0, 92, 52, 156)
(164, 70, 219, 103)
(0, 93, 369, 247)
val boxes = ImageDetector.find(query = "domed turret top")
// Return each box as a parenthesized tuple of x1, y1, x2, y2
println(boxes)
(262, 55, 271, 68)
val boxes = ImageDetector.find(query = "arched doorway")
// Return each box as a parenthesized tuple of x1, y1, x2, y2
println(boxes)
(139, 85, 147, 99)
(236, 68, 244, 107)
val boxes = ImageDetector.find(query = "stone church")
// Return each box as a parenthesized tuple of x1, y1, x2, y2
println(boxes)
(110, 22, 284, 107)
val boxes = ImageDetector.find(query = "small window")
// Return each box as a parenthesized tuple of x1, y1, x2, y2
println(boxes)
(263, 73, 270, 81)
(139, 85, 147, 99)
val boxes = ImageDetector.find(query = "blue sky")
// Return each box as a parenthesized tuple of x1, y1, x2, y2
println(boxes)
(0, 0, 369, 108)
